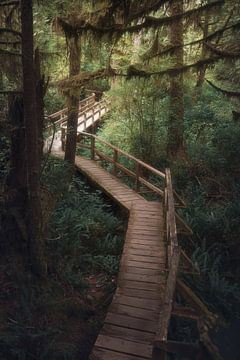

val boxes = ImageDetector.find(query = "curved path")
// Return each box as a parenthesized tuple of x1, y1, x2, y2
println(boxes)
(53, 150, 167, 359)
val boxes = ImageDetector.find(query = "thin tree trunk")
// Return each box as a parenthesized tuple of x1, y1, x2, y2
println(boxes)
(21, 0, 44, 276)
(35, 47, 45, 161)
(167, 0, 185, 158)
(64, 35, 80, 165)
(196, 14, 209, 88)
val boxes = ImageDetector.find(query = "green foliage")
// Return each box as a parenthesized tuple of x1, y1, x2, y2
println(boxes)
(48, 175, 125, 278)
(41, 157, 71, 194)
(185, 86, 232, 145)
(186, 241, 240, 318)
(99, 79, 168, 165)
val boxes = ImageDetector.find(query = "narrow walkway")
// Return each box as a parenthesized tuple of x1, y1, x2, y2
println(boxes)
(52, 151, 166, 359)
(70, 155, 166, 359)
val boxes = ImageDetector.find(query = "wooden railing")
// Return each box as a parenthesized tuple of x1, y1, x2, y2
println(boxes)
(45, 93, 96, 137)
(152, 169, 181, 360)
(60, 99, 108, 150)
(75, 132, 217, 359)
(77, 132, 167, 197)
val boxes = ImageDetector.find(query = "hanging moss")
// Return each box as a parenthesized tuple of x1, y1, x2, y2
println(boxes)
(58, 67, 115, 93)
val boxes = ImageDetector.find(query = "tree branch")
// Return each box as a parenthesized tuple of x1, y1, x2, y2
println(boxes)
(206, 79, 240, 97)
(0, 0, 19, 7)
(0, 27, 21, 37)
(0, 39, 20, 45)
(204, 42, 240, 58)
(58, 0, 223, 36)
(125, 56, 234, 79)
(143, 21, 240, 60)
(0, 48, 21, 56)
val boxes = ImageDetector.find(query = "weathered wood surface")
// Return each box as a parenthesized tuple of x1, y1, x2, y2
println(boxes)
(63, 156, 166, 359)
(52, 148, 167, 359)
(44, 100, 107, 153)
(93, 203, 166, 360)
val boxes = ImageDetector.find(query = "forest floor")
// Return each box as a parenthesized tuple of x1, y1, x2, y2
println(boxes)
(0, 254, 120, 359)
(0, 165, 127, 360)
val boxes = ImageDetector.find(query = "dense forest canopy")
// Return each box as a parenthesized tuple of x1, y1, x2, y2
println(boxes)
(0, 0, 240, 359)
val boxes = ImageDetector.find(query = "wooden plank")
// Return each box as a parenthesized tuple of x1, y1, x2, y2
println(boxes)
(124, 249, 163, 258)
(93, 347, 148, 360)
(118, 280, 162, 292)
(128, 229, 161, 236)
(102, 324, 153, 344)
(129, 235, 161, 241)
(121, 260, 163, 270)
(127, 239, 160, 246)
(125, 243, 161, 251)
(109, 303, 157, 321)
(119, 272, 161, 284)
(118, 288, 162, 301)
(105, 313, 156, 334)
(123, 254, 162, 264)
(113, 295, 160, 311)
(121, 266, 161, 276)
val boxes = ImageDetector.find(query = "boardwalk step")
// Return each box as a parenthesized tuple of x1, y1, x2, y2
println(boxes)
(95, 335, 152, 358)
(113, 294, 160, 311)
(105, 313, 156, 333)
(93, 348, 149, 360)
(109, 303, 157, 321)
(102, 324, 153, 343)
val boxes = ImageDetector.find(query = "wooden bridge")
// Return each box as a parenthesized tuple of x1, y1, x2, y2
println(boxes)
(44, 93, 108, 152)
(47, 96, 222, 360)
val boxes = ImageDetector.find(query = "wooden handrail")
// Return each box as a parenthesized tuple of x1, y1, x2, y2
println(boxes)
(77, 132, 166, 197)
(60, 99, 107, 129)
(153, 168, 180, 359)
(48, 93, 95, 121)
(45, 93, 98, 137)
(79, 132, 166, 180)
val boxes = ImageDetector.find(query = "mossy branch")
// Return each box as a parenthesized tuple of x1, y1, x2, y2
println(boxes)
(206, 79, 240, 97)
(57, 0, 223, 37)
(142, 21, 240, 61)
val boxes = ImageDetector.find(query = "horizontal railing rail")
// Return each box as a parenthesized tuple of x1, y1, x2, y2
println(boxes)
(45, 93, 96, 137)
(60, 100, 108, 150)
(77, 132, 166, 197)
(152, 168, 180, 359)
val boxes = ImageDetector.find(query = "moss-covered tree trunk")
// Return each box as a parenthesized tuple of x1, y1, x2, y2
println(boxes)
(21, 0, 45, 276)
(196, 14, 209, 88)
(64, 35, 80, 165)
(167, 0, 185, 158)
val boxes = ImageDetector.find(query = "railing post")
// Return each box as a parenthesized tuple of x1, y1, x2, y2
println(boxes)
(113, 149, 118, 175)
(135, 162, 140, 192)
(84, 113, 87, 131)
(91, 136, 95, 160)
(61, 127, 66, 151)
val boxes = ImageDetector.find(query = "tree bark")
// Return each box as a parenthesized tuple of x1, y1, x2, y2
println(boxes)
(167, 0, 185, 158)
(64, 35, 81, 165)
(35, 47, 45, 161)
(196, 14, 209, 88)
(21, 0, 45, 276)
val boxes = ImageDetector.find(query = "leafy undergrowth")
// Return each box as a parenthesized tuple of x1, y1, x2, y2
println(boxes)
(0, 157, 127, 360)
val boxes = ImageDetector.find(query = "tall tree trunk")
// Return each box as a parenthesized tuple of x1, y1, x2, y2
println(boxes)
(64, 35, 80, 165)
(196, 14, 209, 88)
(21, 0, 44, 276)
(167, 0, 185, 158)
(35, 48, 45, 161)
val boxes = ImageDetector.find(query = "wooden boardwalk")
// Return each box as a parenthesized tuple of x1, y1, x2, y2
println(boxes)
(61, 155, 167, 359)
(49, 96, 219, 359)
(44, 94, 107, 153)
